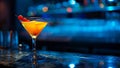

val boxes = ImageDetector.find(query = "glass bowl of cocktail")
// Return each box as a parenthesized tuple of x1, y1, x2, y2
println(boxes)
(18, 15, 47, 65)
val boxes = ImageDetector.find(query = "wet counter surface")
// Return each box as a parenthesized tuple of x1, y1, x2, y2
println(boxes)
(0, 50, 120, 68)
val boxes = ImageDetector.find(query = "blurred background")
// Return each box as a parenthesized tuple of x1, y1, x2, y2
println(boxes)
(1, 0, 120, 56)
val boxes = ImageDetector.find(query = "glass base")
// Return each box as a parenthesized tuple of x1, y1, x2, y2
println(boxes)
(15, 50, 61, 68)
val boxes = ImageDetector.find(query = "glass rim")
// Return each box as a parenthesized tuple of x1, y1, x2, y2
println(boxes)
(24, 17, 48, 22)
(25, 17, 42, 18)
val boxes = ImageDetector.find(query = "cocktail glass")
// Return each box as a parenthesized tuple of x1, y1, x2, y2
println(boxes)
(19, 17, 47, 65)
(21, 17, 47, 51)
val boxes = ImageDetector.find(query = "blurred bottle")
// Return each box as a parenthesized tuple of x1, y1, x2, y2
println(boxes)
(0, 1, 16, 65)
(0, 31, 3, 47)
(3, 31, 10, 49)
(2, 30, 19, 50)
(11, 31, 19, 49)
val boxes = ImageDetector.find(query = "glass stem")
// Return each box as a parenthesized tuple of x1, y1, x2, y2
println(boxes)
(32, 38, 36, 51)
(32, 38, 38, 66)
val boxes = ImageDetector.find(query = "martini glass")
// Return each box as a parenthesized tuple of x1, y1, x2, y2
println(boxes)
(21, 17, 47, 51)
(19, 17, 47, 65)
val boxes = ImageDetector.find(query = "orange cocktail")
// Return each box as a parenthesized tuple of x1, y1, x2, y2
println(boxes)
(22, 21, 47, 39)
(18, 15, 47, 51)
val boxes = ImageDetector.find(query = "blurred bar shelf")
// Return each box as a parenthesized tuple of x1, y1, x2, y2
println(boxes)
(37, 6, 120, 14)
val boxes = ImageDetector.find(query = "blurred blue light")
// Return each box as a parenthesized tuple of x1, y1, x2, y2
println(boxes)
(108, 0, 114, 2)
(63, 2, 68, 7)
(56, 3, 61, 8)
(108, 66, 113, 68)
(28, 7, 35, 11)
(37, 5, 44, 10)
(71, 1, 76, 5)
(69, 64, 75, 68)
(107, 56, 115, 63)
(107, 6, 114, 11)
(111, 21, 116, 26)
(74, 3, 80, 8)
(42, 14, 50, 18)
(69, 0, 76, 5)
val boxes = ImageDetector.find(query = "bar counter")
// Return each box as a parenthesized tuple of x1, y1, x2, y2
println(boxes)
(0, 49, 120, 68)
